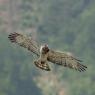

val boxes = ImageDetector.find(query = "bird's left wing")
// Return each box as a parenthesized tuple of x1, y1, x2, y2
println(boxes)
(47, 50, 87, 72)
(8, 32, 40, 56)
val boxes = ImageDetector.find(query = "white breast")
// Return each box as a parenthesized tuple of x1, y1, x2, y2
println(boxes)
(40, 45, 43, 53)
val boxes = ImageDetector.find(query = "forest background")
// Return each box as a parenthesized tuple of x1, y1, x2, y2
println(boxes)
(0, 0, 95, 95)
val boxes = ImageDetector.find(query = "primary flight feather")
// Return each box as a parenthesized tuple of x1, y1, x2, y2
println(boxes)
(8, 32, 87, 72)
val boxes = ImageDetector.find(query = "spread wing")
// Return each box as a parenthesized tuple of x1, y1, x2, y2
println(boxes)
(47, 50, 87, 72)
(8, 32, 40, 56)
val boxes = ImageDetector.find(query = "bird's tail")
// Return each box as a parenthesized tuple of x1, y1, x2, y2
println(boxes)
(34, 59, 50, 71)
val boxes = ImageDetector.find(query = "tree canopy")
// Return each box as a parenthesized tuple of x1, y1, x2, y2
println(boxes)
(0, 0, 95, 95)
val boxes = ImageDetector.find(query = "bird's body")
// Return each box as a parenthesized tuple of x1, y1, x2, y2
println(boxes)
(8, 32, 87, 72)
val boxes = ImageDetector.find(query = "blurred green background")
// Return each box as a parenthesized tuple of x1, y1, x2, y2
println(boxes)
(0, 0, 95, 95)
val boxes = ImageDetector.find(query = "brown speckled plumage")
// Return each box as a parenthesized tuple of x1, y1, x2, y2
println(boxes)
(8, 32, 87, 72)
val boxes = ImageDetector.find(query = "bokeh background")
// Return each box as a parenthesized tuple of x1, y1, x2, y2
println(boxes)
(0, 0, 95, 95)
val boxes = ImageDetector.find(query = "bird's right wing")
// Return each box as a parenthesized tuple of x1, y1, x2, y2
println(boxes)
(8, 32, 40, 56)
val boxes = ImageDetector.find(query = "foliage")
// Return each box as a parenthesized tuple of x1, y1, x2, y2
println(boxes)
(0, 0, 95, 95)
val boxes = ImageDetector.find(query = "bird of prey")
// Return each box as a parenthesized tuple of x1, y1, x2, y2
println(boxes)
(8, 32, 87, 72)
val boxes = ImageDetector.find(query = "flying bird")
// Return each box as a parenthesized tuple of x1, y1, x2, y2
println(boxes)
(8, 32, 87, 72)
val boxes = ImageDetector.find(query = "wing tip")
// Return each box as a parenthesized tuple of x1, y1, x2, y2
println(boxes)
(8, 32, 19, 43)
(78, 64, 87, 72)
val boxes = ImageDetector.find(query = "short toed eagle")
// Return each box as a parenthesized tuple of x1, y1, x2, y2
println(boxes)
(8, 32, 87, 72)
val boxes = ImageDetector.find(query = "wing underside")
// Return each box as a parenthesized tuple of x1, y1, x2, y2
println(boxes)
(8, 33, 87, 72)
(8, 32, 40, 56)
(47, 50, 87, 72)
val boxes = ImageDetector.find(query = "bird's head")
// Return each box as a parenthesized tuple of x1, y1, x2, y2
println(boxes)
(40, 44, 49, 54)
